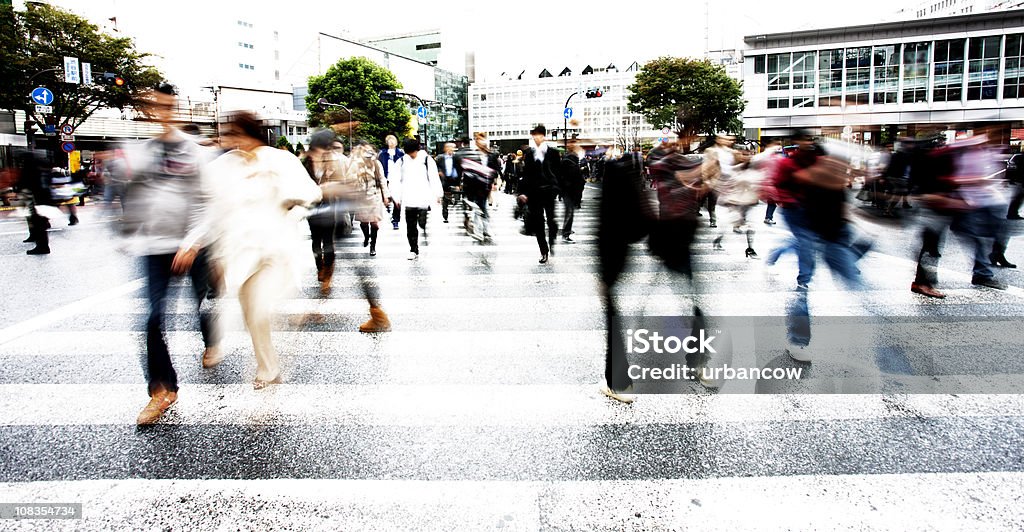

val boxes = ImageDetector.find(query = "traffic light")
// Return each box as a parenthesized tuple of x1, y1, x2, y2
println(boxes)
(99, 72, 125, 86)
(585, 87, 603, 98)
(379, 90, 398, 101)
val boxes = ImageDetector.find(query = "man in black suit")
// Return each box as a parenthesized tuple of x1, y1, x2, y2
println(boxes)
(520, 124, 561, 263)
(436, 142, 462, 223)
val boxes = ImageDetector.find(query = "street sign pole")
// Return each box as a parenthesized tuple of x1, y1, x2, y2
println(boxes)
(563, 92, 579, 150)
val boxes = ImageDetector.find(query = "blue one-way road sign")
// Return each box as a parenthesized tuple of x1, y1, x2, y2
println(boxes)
(31, 87, 54, 106)
(416, 106, 428, 120)
(563, 107, 573, 120)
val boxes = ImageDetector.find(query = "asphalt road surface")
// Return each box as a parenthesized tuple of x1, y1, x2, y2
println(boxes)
(0, 187, 1022, 530)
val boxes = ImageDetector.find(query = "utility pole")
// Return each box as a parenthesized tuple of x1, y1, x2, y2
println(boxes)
(704, 0, 710, 58)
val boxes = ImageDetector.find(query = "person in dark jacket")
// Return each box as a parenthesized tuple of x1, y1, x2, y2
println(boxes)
(1008, 153, 1024, 220)
(378, 135, 405, 230)
(560, 140, 585, 243)
(436, 142, 462, 223)
(16, 151, 53, 255)
(520, 124, 561, 263)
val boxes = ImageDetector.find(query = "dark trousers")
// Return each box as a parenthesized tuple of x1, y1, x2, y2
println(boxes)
(144, 251, 218, 396)
(915, 221, 947, 287)
(442, 188, 457, 221)
(405, 207, 429, 254)
(309, 219, 335, 268)
(703, 191, 718, 222)
(1009, 183, 1024, 218)
(765, 201, 778, 221)
(391, 200, 402, 225)
(528, 191, 558, 255)
(27, 212, 50, 250)
(599, 223, 632, 392)
(562, 197, 578, 238)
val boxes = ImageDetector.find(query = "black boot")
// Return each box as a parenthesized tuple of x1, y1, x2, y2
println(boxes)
(369, 226, 378, 256)
(990, 252, 1018, 269)
(26, 217, 49, 254)
(315, 254, 324, 282)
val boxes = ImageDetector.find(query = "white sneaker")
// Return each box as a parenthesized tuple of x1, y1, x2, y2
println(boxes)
(786, 345, 812, 362)
(407, 252, 418, 260)
(600, 384, 635, 404)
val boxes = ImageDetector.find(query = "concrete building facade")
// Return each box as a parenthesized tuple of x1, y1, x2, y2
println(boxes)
(742, 9, 1024, 145)
(469, 63, 660, 152)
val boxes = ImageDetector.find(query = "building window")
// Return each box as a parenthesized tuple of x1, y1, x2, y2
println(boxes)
(845, 47, 871, 106)
(873, 45, 899, 104)
(237, 20, 253, 28)
(239, 42, 254, 49)
(902, 42, 930, 103)
(793, 96, 814, 108)
(238, 63, 255, 70)
(416, 42, 442, 50)
(791, 52, 816, 90)
(767, 53, 791, 91)
(818, 49, 843, 107)
(1005, 34, 1024, 98)
(967, 36, 1000, 100)
(753, 55, 766, 74)
(933, 39, 965, 102)
(767, 97, 790, 109)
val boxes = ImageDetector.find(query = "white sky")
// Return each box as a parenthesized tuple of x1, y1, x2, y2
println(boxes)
(33, 0, 917, 89)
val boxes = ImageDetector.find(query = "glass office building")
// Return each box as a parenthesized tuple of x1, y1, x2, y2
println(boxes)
(743, 8, 1024, 144)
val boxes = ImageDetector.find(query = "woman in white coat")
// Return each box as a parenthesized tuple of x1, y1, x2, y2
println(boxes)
(180, 112, 322, 389)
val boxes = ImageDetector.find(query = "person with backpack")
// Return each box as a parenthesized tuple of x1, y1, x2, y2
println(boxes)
(459, 132, 501, 241)
(393, 138, 442, 260)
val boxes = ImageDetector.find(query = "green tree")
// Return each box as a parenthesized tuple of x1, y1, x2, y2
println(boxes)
(0, 4, 163, 136)
(305, 57, 411, 146)
(275, 135, 294, 153)
(627, 57, 745, 148)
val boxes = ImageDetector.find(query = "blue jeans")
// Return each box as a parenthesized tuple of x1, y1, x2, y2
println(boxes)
(951, 204, 1009, 279)
(144, 251, 218, 396)
(781, 207, 863, 347)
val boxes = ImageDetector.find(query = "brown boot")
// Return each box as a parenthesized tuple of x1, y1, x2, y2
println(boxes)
(136, 389, 178, 425)
(201, 346, 224, 368)
(320, 266, 334, 296)
(359, 307, 392, 333)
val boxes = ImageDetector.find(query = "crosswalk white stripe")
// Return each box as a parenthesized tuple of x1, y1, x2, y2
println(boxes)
(0, 473, 1020, 530)
(0, 384, 1019, 426)
(5, 319, 1019, 358)
(0, 279, 144, 346)
(75, 288, 1024, 316)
